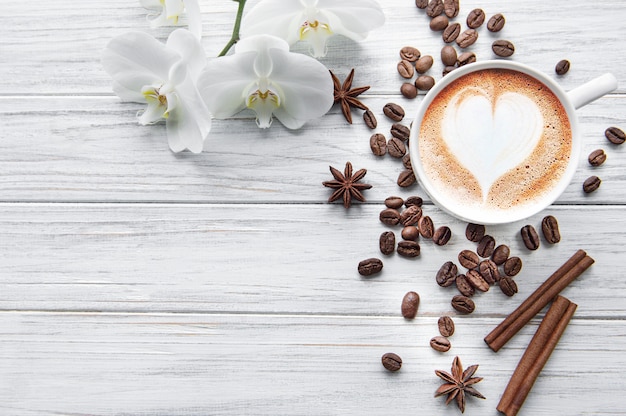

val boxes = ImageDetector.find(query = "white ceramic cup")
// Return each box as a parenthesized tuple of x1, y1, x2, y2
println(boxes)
(408, 60, 617, 224)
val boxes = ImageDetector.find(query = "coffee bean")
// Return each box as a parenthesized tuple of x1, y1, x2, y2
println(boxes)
(438, 316, 455, 337)
(520, 225, 540, 250)
(402, 154, 412, 170)
(400, 46, 421, 62)
(401, 291, 420, 319)
(466, 269, 490, 292)
(442, 23, 461, 43)
(451, 295, 475, 314)
(479, 259, 500, 285)
(541, 215, 561, 244)
(430, 15, 449, 31)
(491, 244, 510, 265)
(415, 55, 434, 73)
(380, 208, 401, 226)
(555, 59, 570, 75)
(369, 133, 387, 156)
(397, 170, 417, 188)
(436, 261, 458, 287)
(405, 196, 423, 207)
(588, 149, 607, 166)
(391, 123, 411, 141)
(379, 231, 396, 255)
(466, 8, 485, 28)
(458, 250, 480, 270)
(363, 110, 377, 129)
(457, 51, 477, 66)
(381, 352, 402, 372)
(477, 235, 496, 258)
(492, 40, 515, 57)
(397, 60, 415, 79)
(387, 137, 407, 158)
(605, 126, 626, 144)
(426, 0, 444, 17)
(455, 274, 475, 297)
(499, 276, 518, 297)
(400, 205, 423, 226)
(433, 226, 452, 246)
(465, 223, 486, 242)
(415, 0, 429, 9)
(443, 0, 459, 18)
(442, 65, 457, 76)
(385, 196, 404, 209)
(430, 336, 451, 352)
(415, 75, 436, 91)
(418, 215, 434, 239)
(441, 46, 457, 66)
(503, 256, 523, 277)
(583, 175, 601, 193)
(487, 13, 506, 32)
(397, 240, 421, 257)
(400, 82, 418, 99)
(402, 226, 420, 241)
(456, 29, 478, 48)
(383, 103, 405, 122)
(358, 258, 383, 276)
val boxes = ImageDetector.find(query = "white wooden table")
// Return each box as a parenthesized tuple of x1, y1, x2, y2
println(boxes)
(2, 1, 626, 414)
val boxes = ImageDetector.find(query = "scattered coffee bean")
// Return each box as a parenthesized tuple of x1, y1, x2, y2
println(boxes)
(583, 175, 601, 193)
(397, 170, 417, 187)
(588, 149, 607, 166)
(402, 226, 420, 241)
(436, 261, 458, 287)
(415, 0, 429, 9)
(397, 60, 415, 79)
(418, 215, 435, 239)
(451, 295, 475, 314)
(370, 133, 387, 156)
(415, 75, 436, 91)
(555, 59, 570, 75)
(520, 225, 540, 250)
(458, 250, 480, 270)
(443, 0, 459, 18)
(455, 274, 475, 297)
(358, 258, 383, 276)
(387, 137, 407, 158)
(385, 196, 404, 209)
(391, 123, 411, 141)
(442, 22, 461, 43)
(363, 110, 377, 129)
(503, 256, 523, 277)
(492, 40, 515, 57)
(426, 0, 444, 17)
(438, 316, 455, 337)
(457, 51, 477, 66)
(405, 196, 423, 207)
(441, 45, 457, 66)
(397, 240, 421, 257)
(380, 208, 401, 226)
(400, 205, 423, 226)
(383, 103, 405, 121)
(479, 259, 500, 285)
(605, 126, 626, 145)
(401, 291, 420, 319)
(430, 336, 451, 352)
(379, 231, 396, 255)
(415, 55, 434, 73)
(465, 223, 486, 242)
(433, 226, 452, 246)
(402, 154, 412, 170)
(381, 352, 402, 372)
(400, 82, 418, 99)
(442, 65, 457, 76)
(487, 13, 506, 32)
(430, 15, 449, 31)
(456, 29, 478, 48)
(466, 8, 486, 29)
(491, 244, 510, 265)
(400, 46, 421, 62)
(477, 235, 496, 257)
(541, 215, 561, 244)
(499, 276, 518, 297)
(466, 269, 490, 292)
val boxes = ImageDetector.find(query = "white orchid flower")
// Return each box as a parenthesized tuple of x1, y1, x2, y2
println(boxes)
(102, 29, 211, 153)
(139, 0, 202, 39)
(198, 34, 333, 129)
(241, 0, 385, 58)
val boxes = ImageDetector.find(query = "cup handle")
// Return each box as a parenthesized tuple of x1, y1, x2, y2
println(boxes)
(567, 73, 618, 110)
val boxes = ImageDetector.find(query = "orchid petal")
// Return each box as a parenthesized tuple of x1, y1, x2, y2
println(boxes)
(316, 0, 385, 41)
(164, 0, 184, 21)
(235, 34, 289, 78)
(166, 29, 206, 80)
(182, 0, 202, 39)
(166, 87, 211, 153)
(138, 94, 168, 125)
(241, 0, 306, 45)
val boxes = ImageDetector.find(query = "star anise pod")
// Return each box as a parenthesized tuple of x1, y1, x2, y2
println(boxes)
(435, 356, 486, 413)
(330, 69, 370, 124)
(322, 161, 372, 208)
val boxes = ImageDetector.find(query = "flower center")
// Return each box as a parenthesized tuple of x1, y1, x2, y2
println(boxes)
(139, 84, 178, 124)
(246, 87, 281, 129)
(299, 19, 333, 58)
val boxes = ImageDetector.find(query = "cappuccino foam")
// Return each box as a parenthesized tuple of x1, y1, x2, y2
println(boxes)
(418, 69, 572, 215)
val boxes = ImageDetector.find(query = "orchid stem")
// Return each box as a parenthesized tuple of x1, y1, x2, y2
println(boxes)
(218, 0, 247, 56)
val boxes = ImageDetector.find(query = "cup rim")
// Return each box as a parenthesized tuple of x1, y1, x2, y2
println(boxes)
(408, 60, 581, 225)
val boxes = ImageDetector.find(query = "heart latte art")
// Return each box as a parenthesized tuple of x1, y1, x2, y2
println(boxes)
(419, 69, 572, 214)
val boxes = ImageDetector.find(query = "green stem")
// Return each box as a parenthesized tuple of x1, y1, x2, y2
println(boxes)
(218, 0, 247, 57)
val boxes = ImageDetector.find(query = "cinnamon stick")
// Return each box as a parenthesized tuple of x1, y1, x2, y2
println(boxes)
(497, 295, 577, 416)
(485, 250, 592, 351)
